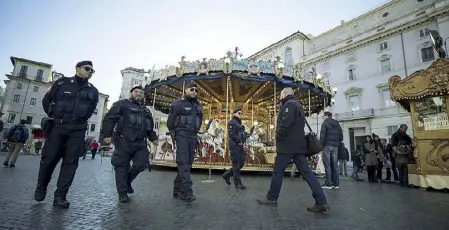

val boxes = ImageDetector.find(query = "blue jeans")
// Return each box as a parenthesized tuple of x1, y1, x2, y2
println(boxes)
(323, 146, 339, 186)
(267, 153, 327, 205)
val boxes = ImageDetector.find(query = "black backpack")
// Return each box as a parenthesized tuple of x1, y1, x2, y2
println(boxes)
(8, 125, 27, 142)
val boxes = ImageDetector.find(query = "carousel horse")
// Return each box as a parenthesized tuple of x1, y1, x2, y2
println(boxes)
(159, 135, 175, 162)
(199, 119, 225, 163)
(244, 125, 266, 165)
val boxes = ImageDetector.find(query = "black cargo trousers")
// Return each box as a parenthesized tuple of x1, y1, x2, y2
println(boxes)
(37, 122, 87, 198)
(111, 134, 149, 194)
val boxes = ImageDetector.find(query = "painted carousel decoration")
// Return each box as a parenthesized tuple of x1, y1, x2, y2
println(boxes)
(145, 48, 337, 172)
(388, 30, 449, 189)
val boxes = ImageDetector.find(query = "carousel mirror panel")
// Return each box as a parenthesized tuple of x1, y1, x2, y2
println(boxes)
(414, 96, 448, 132)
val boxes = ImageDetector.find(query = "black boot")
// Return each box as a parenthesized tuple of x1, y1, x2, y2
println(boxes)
(234, 179, 246, 190)
(3, 161, 8, 167)
(53, 196, 70, 209)
(127, 182, 134, 194)
(222, 170, 231, 185)
(119, 193, 130, 203)
(34, 184, 47, 202)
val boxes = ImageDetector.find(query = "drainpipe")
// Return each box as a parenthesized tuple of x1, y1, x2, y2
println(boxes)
(400, 32, 408, 76)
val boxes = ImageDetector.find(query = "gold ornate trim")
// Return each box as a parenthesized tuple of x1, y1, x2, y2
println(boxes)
(426, 139, 449, 174)
(389, 58, 449, 103)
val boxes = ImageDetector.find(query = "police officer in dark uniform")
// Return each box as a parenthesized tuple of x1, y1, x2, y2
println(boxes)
(222, 107, 248, 189)
(101, 85, 158, 203)
(34, 61, 99, 208)
(167, 81, 203, 202)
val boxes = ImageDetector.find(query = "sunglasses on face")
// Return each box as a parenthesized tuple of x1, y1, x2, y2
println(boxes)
(237, 112, 242, 115)
(83, 66, 95, 73)
(189, 88, 198, 92)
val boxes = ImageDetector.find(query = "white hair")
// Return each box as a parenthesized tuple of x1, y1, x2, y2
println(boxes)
(281, 87, 294, 96)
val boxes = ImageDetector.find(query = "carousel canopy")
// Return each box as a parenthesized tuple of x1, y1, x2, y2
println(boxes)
(144, 50, 336, 116)
(389, 58, 449, 112)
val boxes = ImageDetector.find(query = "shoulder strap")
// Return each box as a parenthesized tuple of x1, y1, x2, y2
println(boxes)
(296, 102, 313, 133)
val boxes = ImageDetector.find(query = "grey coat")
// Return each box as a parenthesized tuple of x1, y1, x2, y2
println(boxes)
(363, 143, 378, 166)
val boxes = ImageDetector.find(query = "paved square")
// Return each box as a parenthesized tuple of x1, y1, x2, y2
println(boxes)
(0, 155, 448, 230)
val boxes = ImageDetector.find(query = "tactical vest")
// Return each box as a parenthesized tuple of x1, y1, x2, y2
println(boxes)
(117, 100, 151, 141)
(49, 78, 97, 120)
(175, 101, 202, 132)
(229, 117, 246, 143)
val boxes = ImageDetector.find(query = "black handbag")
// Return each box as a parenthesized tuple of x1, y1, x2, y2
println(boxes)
(298, 107, 323, 157)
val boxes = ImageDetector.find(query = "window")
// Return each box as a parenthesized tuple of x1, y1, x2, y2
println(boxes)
(154, 119, 160, 130)
(133, 79, 140, 85)
(7, 114, 16, 123)
(13, 95, 20, 103)
(387, 125, 398, 135)
(419, 28, 430, 38)
(93, 109, 98, 115)
(421, 47, 435, 62)
(16, 83, 23, 89)
(25, 116, 33, 125)
(30, 98, 37, 106)
(381, 59, 391, 73)
(90, 124, 96, 132)
(382, 90, 396, 108)
(348, 68, 356, 81)
(33, 86, 39, 92)
(349, 95, 360, 111)
(19, 65, 28, 77)
(380, 42, 388, 51)
(284, 48, 293, 67)
(321, 61, 330, 71)
(36, 69, 44, 81)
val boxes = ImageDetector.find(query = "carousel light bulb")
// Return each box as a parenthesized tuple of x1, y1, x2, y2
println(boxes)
(254, 121, 259, 126)
(270, 124, 275, 129)
(205, 119, 210, 124)
(331, 98, 335, 103)
(332, 87, 338, 93)
(278, 62, 284, 69)
(316, 74, 322, 80)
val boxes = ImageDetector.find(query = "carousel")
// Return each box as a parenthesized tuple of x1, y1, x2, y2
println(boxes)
(388, 58, 449, 190)
(145, 48, 336, 172)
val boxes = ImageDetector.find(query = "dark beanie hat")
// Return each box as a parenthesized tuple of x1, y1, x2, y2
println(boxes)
(76, 61, 93, 68)
(233, 107, 242, 114)
(372, 133, 379, 139)
(185, 81, 197, 88)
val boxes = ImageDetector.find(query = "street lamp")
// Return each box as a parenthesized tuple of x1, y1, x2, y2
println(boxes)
(429, 30, 447, 58)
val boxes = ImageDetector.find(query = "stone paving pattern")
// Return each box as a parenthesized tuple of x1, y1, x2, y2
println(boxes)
(1, 155, 448, 230)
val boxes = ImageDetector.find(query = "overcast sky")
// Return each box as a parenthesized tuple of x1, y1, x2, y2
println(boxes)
(0, 0, 389, 103)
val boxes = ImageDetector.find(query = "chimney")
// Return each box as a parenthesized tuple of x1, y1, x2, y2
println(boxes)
(341, 20, 345, 25)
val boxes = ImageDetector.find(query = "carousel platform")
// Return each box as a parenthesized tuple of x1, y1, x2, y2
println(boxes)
(150, 160, 299, 173)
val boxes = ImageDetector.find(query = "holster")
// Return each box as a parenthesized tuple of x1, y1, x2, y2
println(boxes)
(41, 117, 54, 139)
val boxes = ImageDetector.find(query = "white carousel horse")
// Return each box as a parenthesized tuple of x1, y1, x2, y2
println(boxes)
(200, 119, 226, 158)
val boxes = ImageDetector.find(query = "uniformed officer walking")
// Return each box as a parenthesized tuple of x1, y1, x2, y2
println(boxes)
(34, 61, 99, 208)
(101, 85, 158, 203)
(167, 81, 203, 202)
(222, 107, 248, 189)
(257, 88, 329, 213)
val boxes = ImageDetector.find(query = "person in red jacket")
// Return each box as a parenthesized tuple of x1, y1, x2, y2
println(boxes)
(90, 140, 99, 159)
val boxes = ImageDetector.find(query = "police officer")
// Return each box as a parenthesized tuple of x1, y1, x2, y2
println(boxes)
(222, 107, 247, 189)
(167, 81, 203, 202)
(34, 61, 99, 208)
(101, 85, 158, 203)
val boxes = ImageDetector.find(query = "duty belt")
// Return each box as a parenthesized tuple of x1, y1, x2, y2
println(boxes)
(53, 118, 87, 124)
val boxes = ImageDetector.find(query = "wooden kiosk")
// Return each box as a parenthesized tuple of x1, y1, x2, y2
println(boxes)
(388, 58, 449, 190)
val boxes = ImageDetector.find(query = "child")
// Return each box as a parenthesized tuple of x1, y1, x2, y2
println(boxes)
(393, 140, 412, 186)
(351, 149, 362, 180)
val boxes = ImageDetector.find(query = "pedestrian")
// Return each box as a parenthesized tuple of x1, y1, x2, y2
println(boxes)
(338, 143, 349, 176)
(222, 107, 248, 189)
(167, 81, 203, 202)
(3, 119, 29, 168)
(362, 135, 379, 183)
(101, 85, 158, 202)
(385, 142, 399, 181)
(351, 149, 362, 180)
(257, 88, 329, 213)
(320, 111, 343, 189)
(34, 60, 99, 208)
(393, 140, 412, 186)
(90, 140, 99, 159)
(34, 140, 43, 155)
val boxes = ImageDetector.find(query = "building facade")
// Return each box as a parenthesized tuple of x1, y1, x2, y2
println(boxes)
(248, 0, 449, 151)
(119, 67, 149, 100)
(0, 57, 109, 144)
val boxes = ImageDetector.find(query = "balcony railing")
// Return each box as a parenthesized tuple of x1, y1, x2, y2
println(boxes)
(35, 76, 43, 81)
(18, 72, 27, 78)
(335, 108, 375, 121)
(374, 106, 409, 117)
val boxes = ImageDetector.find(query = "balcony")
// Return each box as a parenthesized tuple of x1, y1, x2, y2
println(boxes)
(374, 106, 409, 117)
(35, 76, 43, 82)
(335, 109, 375, 121)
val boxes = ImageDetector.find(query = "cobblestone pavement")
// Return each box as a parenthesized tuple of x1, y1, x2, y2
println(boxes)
(1, 155, 448, 230)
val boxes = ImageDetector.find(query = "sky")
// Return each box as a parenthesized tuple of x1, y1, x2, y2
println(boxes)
(0, 0, 389, 105)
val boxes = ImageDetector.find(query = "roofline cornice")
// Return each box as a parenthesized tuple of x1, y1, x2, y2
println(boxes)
(248, 32, 309, 59)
